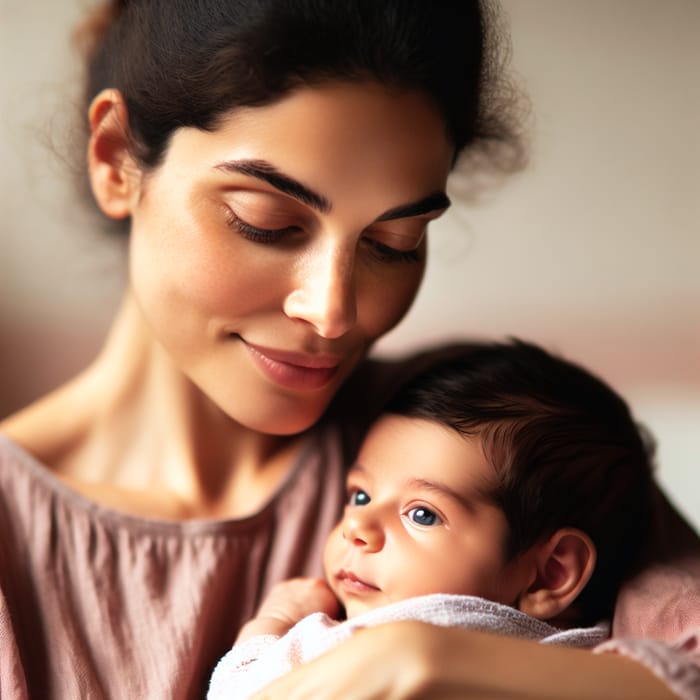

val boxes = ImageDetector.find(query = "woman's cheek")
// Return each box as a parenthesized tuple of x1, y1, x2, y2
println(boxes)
(358, 258, 426, 340)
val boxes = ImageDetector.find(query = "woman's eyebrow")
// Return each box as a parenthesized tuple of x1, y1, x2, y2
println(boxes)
(375, 192, 451, 221)
(213, 158, 332, 213)
(214, 158, 450, 222)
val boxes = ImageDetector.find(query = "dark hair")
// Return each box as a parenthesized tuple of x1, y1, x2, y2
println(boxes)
(74, 0, 523, 174)
(385, 339, 656, 625)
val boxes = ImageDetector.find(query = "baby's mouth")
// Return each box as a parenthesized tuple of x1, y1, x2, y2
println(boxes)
(335, 569, 379, 592)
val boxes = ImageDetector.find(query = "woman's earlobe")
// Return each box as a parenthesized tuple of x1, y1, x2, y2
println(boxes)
(517, 528, 596, 621)
(87, 88, 141, 220)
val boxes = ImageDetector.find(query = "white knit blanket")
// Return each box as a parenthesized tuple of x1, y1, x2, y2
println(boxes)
(207, 593, 609, 699)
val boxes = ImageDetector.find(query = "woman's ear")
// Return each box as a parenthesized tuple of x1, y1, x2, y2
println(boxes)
(87, 88, 141, 220)
(516, 528, 596, 621)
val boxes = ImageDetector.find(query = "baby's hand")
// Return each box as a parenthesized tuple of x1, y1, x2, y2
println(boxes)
(236, 578, 339, 642)
(257, 577, 339, 623)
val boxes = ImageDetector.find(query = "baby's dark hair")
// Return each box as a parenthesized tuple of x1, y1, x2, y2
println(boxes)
(385, 339, 656, 624)
(75, 0, 523, 173)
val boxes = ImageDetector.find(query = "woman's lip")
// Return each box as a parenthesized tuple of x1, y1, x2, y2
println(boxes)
(243, 341, 342, 369)
(242, 340, 341, 391)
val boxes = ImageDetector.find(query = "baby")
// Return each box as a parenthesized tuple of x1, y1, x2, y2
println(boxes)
(208, 339, 655, 699)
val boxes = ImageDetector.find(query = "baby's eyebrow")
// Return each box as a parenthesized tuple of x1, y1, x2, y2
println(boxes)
(406, 477, 496, 511)
(347, 464, 368, 480)
(407, 477, 466, 504)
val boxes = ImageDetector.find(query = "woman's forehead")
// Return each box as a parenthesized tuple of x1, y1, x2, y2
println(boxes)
(156, 82, 454, 209)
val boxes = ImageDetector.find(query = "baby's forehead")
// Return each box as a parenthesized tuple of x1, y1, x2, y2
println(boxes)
(353, 416, 501, 497)
(365, 413, 491, 458)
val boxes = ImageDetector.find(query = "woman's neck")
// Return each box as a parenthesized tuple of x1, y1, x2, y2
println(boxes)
(1, 291, 305, 520)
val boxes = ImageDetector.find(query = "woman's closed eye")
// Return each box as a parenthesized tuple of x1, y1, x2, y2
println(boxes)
(362, 237, 422, 264)
(225, 207, 423, 264)
(362, 225, 426, 265)
(225, 209, 300, 243)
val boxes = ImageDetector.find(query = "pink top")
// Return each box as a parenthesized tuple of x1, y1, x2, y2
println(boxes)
(0, 425, 347, 699)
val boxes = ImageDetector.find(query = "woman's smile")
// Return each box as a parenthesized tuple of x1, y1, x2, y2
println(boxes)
(241, 338, 342, 392)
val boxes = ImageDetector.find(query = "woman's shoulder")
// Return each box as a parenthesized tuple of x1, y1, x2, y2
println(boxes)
(0, 371, 96, 475)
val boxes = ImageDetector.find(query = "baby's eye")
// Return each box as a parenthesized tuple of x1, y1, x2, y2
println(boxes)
(347, 489, 370, 507)
(407, 506, 441, 527)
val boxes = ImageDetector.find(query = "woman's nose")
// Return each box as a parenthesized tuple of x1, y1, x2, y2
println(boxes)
(342, 510, 384, 552)
(283, 239, 357, 339)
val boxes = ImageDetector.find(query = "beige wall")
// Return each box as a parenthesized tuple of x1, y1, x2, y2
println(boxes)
(1, 1, 698, 526)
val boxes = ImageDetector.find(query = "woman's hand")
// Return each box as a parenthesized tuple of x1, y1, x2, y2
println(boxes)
(249, 620, 677, 700)
(236, 578, 340, 642)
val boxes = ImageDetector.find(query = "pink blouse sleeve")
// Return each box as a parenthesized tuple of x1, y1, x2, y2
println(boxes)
(606, 485, 700, 699)
(614, 481, 700, 637)
(595, 630, 700, 700)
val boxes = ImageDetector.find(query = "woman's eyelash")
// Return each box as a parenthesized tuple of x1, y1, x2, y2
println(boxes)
(365, 239, 422, 264)
(225, 210, 293, 243)
(226, 209, 421, 263)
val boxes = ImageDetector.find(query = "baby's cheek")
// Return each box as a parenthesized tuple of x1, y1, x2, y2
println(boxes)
(321, 524, 344, 579)
(315, 580, 342, 619)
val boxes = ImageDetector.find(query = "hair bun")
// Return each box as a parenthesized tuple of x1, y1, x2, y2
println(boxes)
(73, 0, 126, 61)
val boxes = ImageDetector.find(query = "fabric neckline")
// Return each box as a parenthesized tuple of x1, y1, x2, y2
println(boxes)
(0, 429, 321, 537)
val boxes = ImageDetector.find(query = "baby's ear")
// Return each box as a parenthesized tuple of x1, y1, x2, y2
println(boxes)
(517, 528, 596, 621)
(87, 88, 142, 220)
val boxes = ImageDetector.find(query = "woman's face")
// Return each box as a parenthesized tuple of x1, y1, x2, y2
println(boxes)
(127, 82, 453, 434)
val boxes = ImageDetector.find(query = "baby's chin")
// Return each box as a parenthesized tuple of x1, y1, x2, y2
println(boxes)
(341, 597, 385, 620)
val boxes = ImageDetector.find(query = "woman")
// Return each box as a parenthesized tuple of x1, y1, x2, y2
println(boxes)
(0, 1, 698, 698)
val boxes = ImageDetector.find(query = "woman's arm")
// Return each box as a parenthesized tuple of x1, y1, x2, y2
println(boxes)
(249, 621, 679, 700)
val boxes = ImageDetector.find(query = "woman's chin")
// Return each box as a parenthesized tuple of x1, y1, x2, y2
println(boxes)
(225, 392, 334, 436)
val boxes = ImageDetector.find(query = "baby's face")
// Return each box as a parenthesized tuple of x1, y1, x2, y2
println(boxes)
(323, 415, 533, 618)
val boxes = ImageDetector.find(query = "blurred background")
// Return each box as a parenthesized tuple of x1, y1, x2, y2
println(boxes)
(1, 1, 698, 527)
